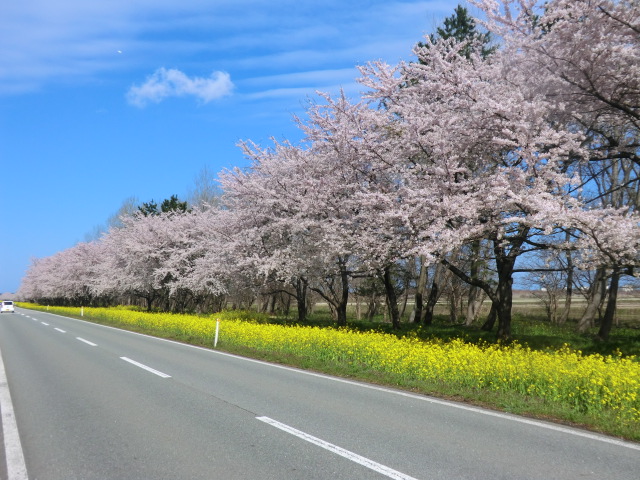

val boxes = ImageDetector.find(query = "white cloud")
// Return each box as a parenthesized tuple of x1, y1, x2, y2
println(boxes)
(127, 68, 234, 107)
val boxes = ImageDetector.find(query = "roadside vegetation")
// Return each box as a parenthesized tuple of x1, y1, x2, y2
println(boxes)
(19, 302, 640, 442)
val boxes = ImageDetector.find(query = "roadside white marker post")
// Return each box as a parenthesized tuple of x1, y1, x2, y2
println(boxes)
(214, 318, 220, 348)
(81, 306, 84, 317)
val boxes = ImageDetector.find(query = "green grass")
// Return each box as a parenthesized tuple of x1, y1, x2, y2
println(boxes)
(271, 307, 640, 358)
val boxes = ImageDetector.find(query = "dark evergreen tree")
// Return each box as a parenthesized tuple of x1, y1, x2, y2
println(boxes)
(138, 200, 159, 216)
(138, 195, 189, 216)
(420, 5, 495, 60)
(160, 195, 189, 214)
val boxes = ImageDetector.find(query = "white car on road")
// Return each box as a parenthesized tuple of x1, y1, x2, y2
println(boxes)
(1, 300, 15, 313)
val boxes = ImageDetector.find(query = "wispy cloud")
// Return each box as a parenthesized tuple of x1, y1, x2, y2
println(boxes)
(127, 68, 234, 107)
(0, 1, 456, 96)
(237, 68, 362, 105)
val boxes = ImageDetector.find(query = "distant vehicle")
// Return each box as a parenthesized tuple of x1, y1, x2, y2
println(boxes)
(1, 300, 14, 313)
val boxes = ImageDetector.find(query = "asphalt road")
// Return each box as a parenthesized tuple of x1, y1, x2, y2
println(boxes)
(0, 307, 638, 479)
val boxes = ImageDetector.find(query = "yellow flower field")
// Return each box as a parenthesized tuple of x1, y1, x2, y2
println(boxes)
(21, 304, 640, 430)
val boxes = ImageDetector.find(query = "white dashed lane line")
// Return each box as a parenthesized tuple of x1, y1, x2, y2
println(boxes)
(257, 416, 419, 480)
(120, 357, 171, 378)
(76, 337, 97, 347)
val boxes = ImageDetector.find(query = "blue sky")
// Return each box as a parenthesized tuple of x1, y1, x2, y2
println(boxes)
(0, 0, 464, 294)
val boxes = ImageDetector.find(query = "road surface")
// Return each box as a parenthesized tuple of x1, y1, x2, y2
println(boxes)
(0, 307, 637, 479)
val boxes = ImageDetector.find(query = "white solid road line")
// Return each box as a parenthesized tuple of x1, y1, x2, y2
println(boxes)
(0, 346, 28, 480)
(120, 357, 172, 378)
(76, 337, 97, 347)
(257, 416, 419, 480)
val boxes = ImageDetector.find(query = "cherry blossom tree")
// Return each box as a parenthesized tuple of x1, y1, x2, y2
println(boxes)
(222, 90, 441, 328)
(219, 137, 359, 326)
(18, 241, 107, 305)
(177, 206, 258, 312)
(94, 211, 210, 311)
(356, 46, 566, 336)
(355, 0, 639, 338)
(469, 0, 640, 338)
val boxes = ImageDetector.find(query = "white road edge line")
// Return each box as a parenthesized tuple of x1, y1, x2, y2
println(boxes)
(31, 309, 640, 451)
(76, 337, 97, 347)
(257, 416, 418, 480)
(0, 346, 29, 480)
(120, 357, 171, 378)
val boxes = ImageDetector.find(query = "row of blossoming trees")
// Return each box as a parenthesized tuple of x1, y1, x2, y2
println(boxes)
(19, 0, 639, 339)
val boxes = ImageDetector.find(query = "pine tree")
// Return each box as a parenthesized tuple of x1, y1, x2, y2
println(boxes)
(420, 5, 495, 59)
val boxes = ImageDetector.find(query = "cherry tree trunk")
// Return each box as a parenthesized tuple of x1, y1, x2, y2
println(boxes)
(449, 289, 461, 323)
(294, 278, 308, 323)
(495, 255, 516, 340)
(558, 233, 574, 325)
(424, 284, 438, 325)
(382, 266, 401, 329)
(424, 262, 444, 325)
(577, 268, 607, 333)
(465, 241, 484, 326)
(413, 255, 428, 324)
(336, 264, 350, 327)
(481, 302, 497, 331)
(598, 269, 620, 341)
(465, 287, 484, 326)
(144, 293, 156, 312)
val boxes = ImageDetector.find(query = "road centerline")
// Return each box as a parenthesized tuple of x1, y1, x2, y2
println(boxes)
(120, 357, 171, 378)
(76, 337, 97, 347)
(257, 416, 419, 480)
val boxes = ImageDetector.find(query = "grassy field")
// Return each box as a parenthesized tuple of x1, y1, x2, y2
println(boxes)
(312, 293, 640, 328)
(300, 294, 640, 358)
(17, 302, 640, 442)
